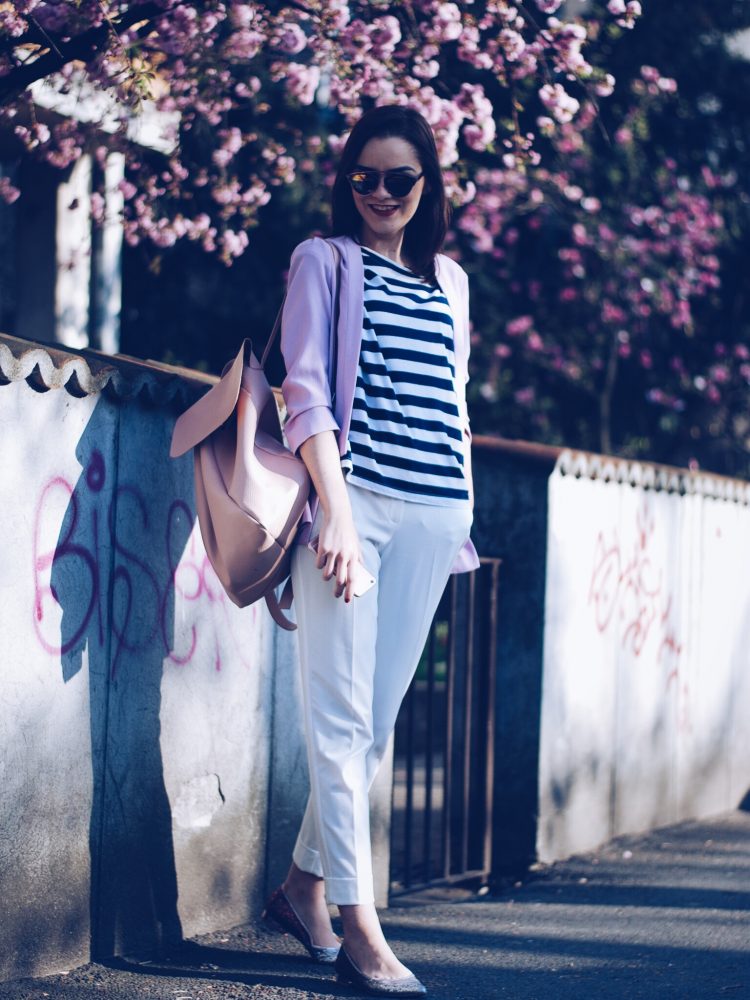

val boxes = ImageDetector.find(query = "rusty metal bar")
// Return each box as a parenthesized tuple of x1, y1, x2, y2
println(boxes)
(423, 622, 437, 883)
(470, 433, 561, 466)
(482, 559, 500, 875)
(442, 576, 457, 881)
(461, 571, 476, 875)
(403, 679, 416, 889)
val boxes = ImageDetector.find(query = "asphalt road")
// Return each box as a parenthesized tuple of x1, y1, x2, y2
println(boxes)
(1, 811, 748, 1000)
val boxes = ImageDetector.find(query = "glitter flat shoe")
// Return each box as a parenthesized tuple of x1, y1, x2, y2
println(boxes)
(335, 947, 427, 996)
(262, 886, 340, 964)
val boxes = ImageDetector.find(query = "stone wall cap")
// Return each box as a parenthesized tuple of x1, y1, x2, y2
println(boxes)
(0, 333, 214, 406)
(472, 434, 749, 501)
(555, 447, 750, 503)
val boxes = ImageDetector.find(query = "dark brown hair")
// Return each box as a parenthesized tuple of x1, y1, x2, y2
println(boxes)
(330, 106, 450, 283)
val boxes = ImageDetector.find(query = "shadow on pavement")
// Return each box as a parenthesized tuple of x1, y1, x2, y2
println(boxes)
(103, 945, 342, 995)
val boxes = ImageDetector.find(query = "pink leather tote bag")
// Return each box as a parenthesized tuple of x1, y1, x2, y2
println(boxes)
(170, 242, 340, 630)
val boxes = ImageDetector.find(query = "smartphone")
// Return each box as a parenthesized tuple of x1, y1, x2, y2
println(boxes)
(309, 536, 376, 598)
(350, 560, 376, 598)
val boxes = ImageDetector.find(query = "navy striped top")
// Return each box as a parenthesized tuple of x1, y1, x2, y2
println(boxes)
(341, 246, 470, 507)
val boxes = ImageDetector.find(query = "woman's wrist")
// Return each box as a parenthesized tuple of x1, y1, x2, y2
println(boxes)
(319, 491, 352, 519)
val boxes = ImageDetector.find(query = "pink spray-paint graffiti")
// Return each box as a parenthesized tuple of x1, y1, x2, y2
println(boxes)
(32, 449, 257, 675)
(588, 498, 690, 730)
(588, 500, 683, 660)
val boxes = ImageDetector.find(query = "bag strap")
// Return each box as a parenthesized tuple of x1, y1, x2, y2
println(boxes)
(259, 301, 285, 370)
(265, 587, 297, 631)
(327, 241, 341, 403)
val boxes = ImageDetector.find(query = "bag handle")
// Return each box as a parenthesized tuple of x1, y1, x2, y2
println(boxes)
(265, 587, 297, 632)
(170, 339, 248, 457)
(327, 241, 341, 404)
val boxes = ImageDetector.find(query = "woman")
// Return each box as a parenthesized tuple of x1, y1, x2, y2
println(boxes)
(263, 105, 479, 997)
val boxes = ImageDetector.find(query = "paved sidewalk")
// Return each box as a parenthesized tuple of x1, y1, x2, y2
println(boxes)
(2, 811, 748, 1000)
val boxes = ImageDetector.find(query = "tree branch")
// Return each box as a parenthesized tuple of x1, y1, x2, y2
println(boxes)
(0, 1, 168, 104)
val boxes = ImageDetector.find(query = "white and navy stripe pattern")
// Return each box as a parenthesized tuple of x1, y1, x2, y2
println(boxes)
(341, 246, 470, 506)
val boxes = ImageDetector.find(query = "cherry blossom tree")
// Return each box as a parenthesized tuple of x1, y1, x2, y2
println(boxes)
(451, 1, 750, 473)
(4, 1, 747, 476)
(456, 64, 727, 458)
(2, 0, 638, 261)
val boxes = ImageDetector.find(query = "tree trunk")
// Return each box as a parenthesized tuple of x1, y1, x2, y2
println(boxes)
(599, 330, 619, 456)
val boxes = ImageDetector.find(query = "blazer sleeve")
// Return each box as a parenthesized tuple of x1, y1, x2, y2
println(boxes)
(280, 238, 340, 455)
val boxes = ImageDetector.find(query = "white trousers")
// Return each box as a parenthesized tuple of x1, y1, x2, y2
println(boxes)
(290, 480, 473, 905)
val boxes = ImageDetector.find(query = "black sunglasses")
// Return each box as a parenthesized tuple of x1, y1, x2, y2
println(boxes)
(346, 169, 424, 198)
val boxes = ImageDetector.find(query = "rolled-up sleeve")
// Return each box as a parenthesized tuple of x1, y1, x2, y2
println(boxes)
(280, 239, 340, 455)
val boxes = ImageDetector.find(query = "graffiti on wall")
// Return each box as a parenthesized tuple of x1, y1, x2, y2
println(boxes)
(587, 497, 689, 730)
(32, 448, 257, 675)
(588, 499, 683, 661)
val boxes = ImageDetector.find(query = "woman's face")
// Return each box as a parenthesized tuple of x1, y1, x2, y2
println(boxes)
(349, 136, 426, 244)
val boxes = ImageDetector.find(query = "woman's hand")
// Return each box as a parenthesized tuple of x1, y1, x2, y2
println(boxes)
(299, 430, 362, 602)
(314, 502, 362, 602)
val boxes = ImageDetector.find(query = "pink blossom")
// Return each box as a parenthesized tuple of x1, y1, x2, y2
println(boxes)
(220, 228, 250, 262)
(527, 332, 544, 352)
(229, 4, 255, 29)
(368, 16, 401, 60)
(594, 74, 615, 98)
(90, 192, 106, 224)
(274, 23, 307, 56)
(500, 29, 526, 63)
(506, 315, 534, 337)
(324, 0, 350, 31)
(539, 83, 580, 124)
(285, 63, 321, 106)
(615, 126, 633, 145)
(224, 28, 264, 61)
(514, 387, 536, 405)
(0, 176, 20, 204)
(413, 59, 440, 80)
(431, 3, 463, 43)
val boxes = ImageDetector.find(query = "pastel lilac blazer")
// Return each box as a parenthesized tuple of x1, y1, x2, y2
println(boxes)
(279, 234, 480, 574)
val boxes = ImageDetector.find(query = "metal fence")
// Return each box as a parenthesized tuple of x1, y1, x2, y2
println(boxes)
(389, 557, 501, 896)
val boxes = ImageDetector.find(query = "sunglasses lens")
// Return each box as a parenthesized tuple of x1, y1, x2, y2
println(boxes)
(348, 172, 378, 195)
(384, 175, 416, 197)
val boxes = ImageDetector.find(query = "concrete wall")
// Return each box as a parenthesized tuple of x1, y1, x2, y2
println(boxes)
(3, 333, 749, 979)
(469, 439, 557, 879)
(537, 452, 750, 861)
(0, 337, 392, 982)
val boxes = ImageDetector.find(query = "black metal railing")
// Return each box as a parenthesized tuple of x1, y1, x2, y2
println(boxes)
(389, 557, 501, 895)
